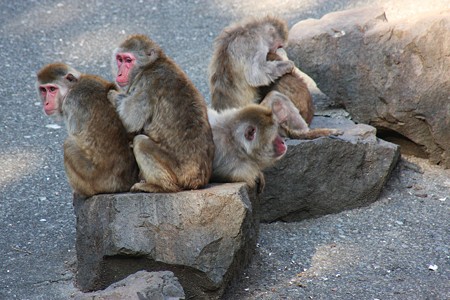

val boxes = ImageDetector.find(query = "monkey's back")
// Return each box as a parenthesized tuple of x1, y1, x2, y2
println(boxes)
(63, 75, 138, 197)
(140, 57, 215, 187)
(209, 22, 262, 111)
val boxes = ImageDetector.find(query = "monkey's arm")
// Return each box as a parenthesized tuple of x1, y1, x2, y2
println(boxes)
(109, 89, 151, 133)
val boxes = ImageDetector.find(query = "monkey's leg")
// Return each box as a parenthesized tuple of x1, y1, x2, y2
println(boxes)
(286, 126, 343, 140)
(63, 138, 96, 197)
(256, 172, 266, 194)
(131, 134, 181, 193)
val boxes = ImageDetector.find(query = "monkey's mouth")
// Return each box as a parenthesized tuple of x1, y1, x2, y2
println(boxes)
(117, 81, 128, 87)
(274, 136, 287, 158)
(44, 108, 56, 115)
(270, 43, 284, 54)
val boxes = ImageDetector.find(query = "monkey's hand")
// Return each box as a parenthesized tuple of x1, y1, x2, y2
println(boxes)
(107, 89, 126, 108)
(268, 60, 295, 82)
(256, 173, 266, 194)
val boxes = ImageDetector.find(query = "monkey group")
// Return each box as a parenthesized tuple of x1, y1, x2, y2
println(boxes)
(36, 15, 342, 198)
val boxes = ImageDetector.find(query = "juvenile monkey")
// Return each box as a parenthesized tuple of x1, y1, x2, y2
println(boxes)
(209, 15, 295, 111)
(260, 48, 314, 125)
(208, 104, 288, 192)
(108, 34, 215, 193)
(36, 63, 139, 198)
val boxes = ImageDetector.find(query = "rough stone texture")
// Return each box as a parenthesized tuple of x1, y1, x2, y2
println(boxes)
(73, 183, 258, 300)
(287, 7, 450, 166)
(74, 271, 185, 300)
(261, 116, 400, 222)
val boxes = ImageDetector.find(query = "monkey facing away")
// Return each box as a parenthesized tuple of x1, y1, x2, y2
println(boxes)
(108, 34, 215, 193)
(208, 104, 288, 193)
(36, 63, 139, 198)
(209, 15, 295, 111)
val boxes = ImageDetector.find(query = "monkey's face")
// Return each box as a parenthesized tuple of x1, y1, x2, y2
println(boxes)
(238, 106, 287, 168)
(113, 35, 162, 89)
(249, 123, 287, 169)
(37, 63, 81, 117)
(38, 83, 62, 115)
(264, 20, 288, 53)
(114, 52, 136, 88)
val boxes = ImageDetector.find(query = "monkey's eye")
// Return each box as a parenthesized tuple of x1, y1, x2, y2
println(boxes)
(49, 86, 56, 92)
(39, 87, 46, 93)
(125, 58, 133, 63)
(117, 56, 123, 63)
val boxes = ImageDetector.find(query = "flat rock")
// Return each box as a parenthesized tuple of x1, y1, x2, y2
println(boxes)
(287, 7, 450, 166)
(261, 116, 400, 222)
(74, 270, 185, 300)
(73, 183, 258, 300)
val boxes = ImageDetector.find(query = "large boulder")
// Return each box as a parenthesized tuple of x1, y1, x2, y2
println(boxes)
(287, 7, 450, 166)
(261, 116, 400, 222)
(73, 183, 258, 300)
(74, 271, 185, 300)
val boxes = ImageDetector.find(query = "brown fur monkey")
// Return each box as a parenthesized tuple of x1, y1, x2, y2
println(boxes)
(260, 49, 343, 139)
(209, 15, 295, 111)
(260, 48, 314, 125)
(108, 34, 215, 193)
(208, 104, 287, 193)
(36, 63, 139, 198)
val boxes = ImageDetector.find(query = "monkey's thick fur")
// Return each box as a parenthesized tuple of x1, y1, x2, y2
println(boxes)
(109, 34, 215, 193)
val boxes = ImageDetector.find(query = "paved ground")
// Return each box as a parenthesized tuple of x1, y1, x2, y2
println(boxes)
(0, 1, 448, 299)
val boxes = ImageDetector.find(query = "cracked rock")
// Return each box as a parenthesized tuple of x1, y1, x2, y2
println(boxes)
(262, 116, 400, 222)
(73, 183, 258, 300)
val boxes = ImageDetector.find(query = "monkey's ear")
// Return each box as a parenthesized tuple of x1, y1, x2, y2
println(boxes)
(146, 49, 157, 58)
(65, 73, 78, 83)
(245, 125, 257, 141)
(271, 100, 289, 124)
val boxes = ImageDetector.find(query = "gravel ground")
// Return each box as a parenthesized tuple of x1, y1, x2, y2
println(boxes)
(0, 1, 448, 299)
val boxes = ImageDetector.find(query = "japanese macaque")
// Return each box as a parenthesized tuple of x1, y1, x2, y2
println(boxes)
(209, 15, 295, 111)
(260, 48, 314, 125)
(36, 63, 139, 198)
(209, 16, 342, 140)
(208, 104, 287, 193)
(108, 34, 215, 193)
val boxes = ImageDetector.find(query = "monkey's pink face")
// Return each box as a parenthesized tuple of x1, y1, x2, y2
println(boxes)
(244, 125, 286, 159)
(269, 42, 284, 54)
(273, 135, 287, 158)
(39, 84, 59, 115)
(115, 52, 136, 87)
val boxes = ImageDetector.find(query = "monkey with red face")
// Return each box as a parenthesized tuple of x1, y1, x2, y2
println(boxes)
(36, 63, 139, 198)
(108, 34, 215, 193)
(208, 104, 288, 193)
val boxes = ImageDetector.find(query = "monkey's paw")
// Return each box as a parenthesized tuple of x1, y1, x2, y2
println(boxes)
(130, 182, 146, 193)
(330, 129, 344, 136)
